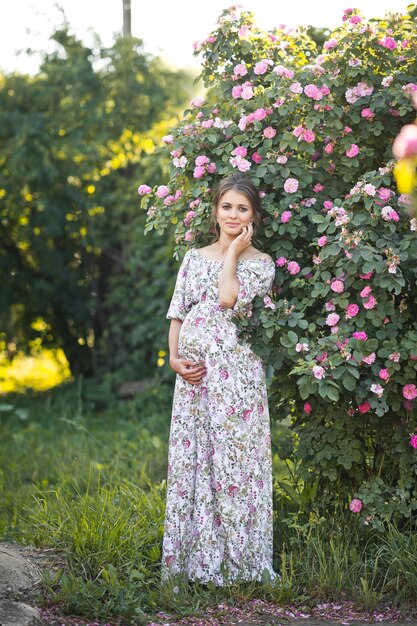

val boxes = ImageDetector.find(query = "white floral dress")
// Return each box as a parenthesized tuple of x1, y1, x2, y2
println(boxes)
(161, 248, 277, 586)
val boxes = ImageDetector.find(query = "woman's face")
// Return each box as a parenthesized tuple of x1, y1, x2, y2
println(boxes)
(216, 188, 254, 237)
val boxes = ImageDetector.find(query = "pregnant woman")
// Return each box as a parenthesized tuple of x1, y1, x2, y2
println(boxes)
(161, 173, 277, 586)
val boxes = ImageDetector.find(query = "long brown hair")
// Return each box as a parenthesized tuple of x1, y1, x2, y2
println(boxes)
(209, 174, 263, 241)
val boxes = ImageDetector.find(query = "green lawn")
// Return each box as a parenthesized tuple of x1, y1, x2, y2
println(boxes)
(1, 381, 416, 624)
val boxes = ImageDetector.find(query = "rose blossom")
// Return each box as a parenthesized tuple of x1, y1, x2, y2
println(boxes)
(330, 279, 344, 293)
(156, 185, 169, 198)
(353, 331, 368, 340)
(277, 155, 288, 164)
(312, 365, 325, 379)
(304, 402, 312, 414)
(230, 155, 251, 172)
(276, 256, 287, 267)
(233, 63, 248, 77)
(296, 342, 309, 352)
(254, 60, 270, 75)
(138, 184, 152, 195)
(410, 434, 417, 449)
(389, 352, 400, 362)
(403, 384, 417, 400)
(263, 126, 276, 139)
(190, 96, 205, 108)
(361, 108, 374, 119)
(360, 285, 372, 298)
(379, 368, 390, 381)
(392, 124, 417, 159)
(232, 146, 248, 157)
(284, 178, 299, 193)
(324, 38, 338, 50)
(326, 313, 340, 326)
(281, 211, 292, 223)
(346, 144, 360, 158)
(184, 230, 194, 242)
(317, 236, 328, 246)
(349, 498, 363, 513)
(370, 383, 384, 397)
(345, 303, 359, 319)
(358, 401, 371, 413)
(363, 183, 376, 196)
(363, 295, 377, 310)
(362, 352, 376, 365)
(287, 261, 301, 275)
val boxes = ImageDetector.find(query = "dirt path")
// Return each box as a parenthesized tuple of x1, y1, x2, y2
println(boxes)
(1, 542, 417, 626)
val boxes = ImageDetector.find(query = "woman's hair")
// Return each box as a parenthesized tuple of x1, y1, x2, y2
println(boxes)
(209, 173, 263, 240)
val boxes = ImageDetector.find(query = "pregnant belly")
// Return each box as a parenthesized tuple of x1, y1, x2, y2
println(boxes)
(178, 302, 238, 361)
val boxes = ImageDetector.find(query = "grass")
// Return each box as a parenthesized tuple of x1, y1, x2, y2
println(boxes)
(0, 380, 416, 624)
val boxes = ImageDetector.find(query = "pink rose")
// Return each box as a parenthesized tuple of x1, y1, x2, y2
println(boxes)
(392, 124, 417, 159)
(195, 155, 209, 166)
(190, 96, 205, 108)
(353, 331, 367, 340)
(289, 82, 303, 94)
(233, 146, 248, 157)
(363, 295, 377, 310)
(263, 126, 276, 139)
(403, 384, 417, 400)
(314, 183, 324, 193)
(324, 38, 338, 50)
(193, 166, 205, 179)
(138, 184, 152, 195)
(345, 303, 359, 319)
(241, 81, 254, 100)
(326, 313, 340, 326)
(232, 85, 243, 99)
(281, 211, 292, 223)
(317, 236, 328, 246)
(346, 144, 360, 158)
(379, 36, 397, 50)
(304, 84, 322, 100)
(312, 365, 325, 379)
(184, 230, 194, 242)
(349, 498, 363, 513)
(358, 401, 371, 413)
(330, 279, 344, 293)
(233, 63, 247, 77)
(252, 152, 262, 164)
(156, 185, 169, 198)
(362, 352, 376, 365)
(360, 285, 372, 298)
(304, 402, 312, 414)
(254, 108, 267, 120)
(276, 256, 287, 267)
(184, 210, 196, 227)
(254, 60, 270, 75)
(207, 162, 217, 173)
(287, 261, 301, 275)
(284, 178, 299, 193)
(303, 129, 316, 143)
(162, 134, 174, 144)
(324, 143, 334, 154)
(361, 108, 374, 119)
(379, 368, 390, 381)
(410, 434, 417, 449)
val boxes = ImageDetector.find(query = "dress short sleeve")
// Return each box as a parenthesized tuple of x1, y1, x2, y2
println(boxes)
(166, 251, 192, 321)
(232, 258, 276, 315)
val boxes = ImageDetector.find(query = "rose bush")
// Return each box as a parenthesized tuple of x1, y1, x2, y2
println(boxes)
(139, 6, 417, 527)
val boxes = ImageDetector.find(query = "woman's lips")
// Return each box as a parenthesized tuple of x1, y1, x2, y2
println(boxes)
(226, 223, 241, 226)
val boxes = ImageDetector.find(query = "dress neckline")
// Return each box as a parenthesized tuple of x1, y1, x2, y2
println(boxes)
(192, 248, 272, 264)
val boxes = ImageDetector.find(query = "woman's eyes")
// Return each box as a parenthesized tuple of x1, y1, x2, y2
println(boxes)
(221, 205, 248, 212)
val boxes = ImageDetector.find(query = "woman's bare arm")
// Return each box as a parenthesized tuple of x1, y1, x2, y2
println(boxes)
(218, 223, 253, 308)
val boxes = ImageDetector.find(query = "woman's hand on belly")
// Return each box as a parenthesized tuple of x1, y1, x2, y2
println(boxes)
(169, 357, 207, 386)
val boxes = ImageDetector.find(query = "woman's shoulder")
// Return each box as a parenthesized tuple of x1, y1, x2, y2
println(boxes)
(245, 248, 274, 263)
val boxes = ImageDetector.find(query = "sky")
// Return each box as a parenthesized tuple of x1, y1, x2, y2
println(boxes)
(0, 0, 412, 75)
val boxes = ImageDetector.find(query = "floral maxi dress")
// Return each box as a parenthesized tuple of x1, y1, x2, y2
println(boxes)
(161, 248, 277, 586)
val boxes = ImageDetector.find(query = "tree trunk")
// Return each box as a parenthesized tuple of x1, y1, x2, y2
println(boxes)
(122, 0, 132, 36)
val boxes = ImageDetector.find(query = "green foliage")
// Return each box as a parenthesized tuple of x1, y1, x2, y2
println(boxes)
(139, 6, 417, 526)
(0, 26, 193, 379)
